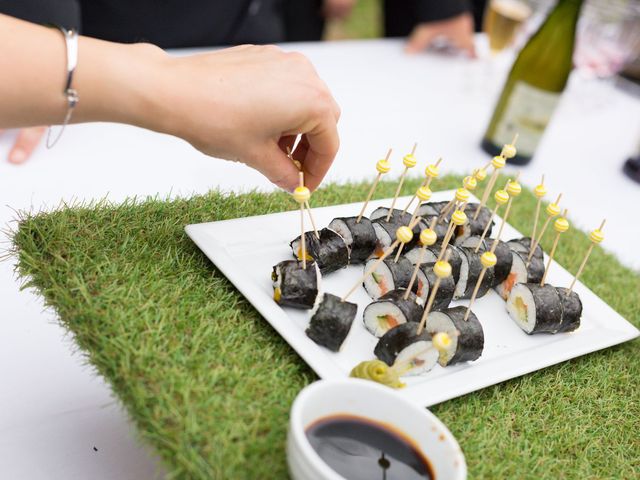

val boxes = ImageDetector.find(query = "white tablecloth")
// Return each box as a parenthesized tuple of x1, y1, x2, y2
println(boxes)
(1, 38, 639, 479)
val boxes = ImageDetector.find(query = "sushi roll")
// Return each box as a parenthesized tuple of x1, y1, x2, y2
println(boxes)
(412, 263, 455, 310)
(271, 260, 321, 309)
(362, 289, 424, 337)
(417, 201, 450, 218)
(404, 244, 463, 285)
(555, 287, 582, 333)
(374, 323, 440, 376)
(456, 236, 513, 286)
(363, 257, 414, 300)
(453, 247, 495, 300)
(290, 228, 349, 274)
(495, 250, 545, 300)
(460, 203, 494, 238)
(506, 283, 563, 334)
(371, 218, 403, 258)
(419, 215, 450, 242)
(426, 306, 484, 366)
(507, 237, 543, 261)
(306, 293, 358, 352)
(328, 216, 377, 264)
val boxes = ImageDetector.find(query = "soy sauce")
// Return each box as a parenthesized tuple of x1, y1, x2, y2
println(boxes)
(305, 414, 434, 480)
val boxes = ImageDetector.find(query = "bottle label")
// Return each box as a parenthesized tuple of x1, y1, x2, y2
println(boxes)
(490, 81, 561, 157)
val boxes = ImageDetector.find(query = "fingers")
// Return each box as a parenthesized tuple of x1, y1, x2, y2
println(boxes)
(299, 116, 340, 191)
(451, 13, 477, 58)
(258, 141, 305, 192)
(8, 126, 45, 164)
(405, 25, 440, 54)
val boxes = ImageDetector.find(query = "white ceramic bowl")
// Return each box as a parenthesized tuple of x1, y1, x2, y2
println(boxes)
(287, 378, 467, 480)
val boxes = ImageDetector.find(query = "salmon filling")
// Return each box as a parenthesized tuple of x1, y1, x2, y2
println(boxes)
(377, 314, 398, 330)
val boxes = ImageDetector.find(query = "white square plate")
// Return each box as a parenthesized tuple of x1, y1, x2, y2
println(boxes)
(185, 191, 639, 406)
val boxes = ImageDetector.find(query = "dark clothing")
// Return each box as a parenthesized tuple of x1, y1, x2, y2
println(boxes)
(0, 0, 80, 30)
(0, 0, 324, 47)
(384, 0, 486, 37)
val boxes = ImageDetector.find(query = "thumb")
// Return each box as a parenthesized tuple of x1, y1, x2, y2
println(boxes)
(405, 25, 439, 54)
(254, 141, 302, 192)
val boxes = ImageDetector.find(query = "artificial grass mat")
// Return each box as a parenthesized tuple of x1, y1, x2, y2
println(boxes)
(10, 175, 640, 479)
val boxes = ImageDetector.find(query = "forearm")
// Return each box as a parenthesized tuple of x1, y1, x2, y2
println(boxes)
(0, 14, 164, 130)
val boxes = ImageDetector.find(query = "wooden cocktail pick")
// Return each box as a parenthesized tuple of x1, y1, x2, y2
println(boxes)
(416, 250, 452, 335)
(473, 133, 518, 221)
(473, 166, 488, 183)
(527, 193, 563, 264)
(531, 174, 547, 243)
(436, 188, 470, 261)
(540, 209, 570, 286)
(287, 146, 319, 238)
(464, 251, 497, 321)
(356, 149, 392, 223)
(567, 219, 606, 294)
(404, 218, 439, 300)
(464, 177, 521, 320)
(386, 143, 418, 221)
(493, 174, 522, 243)
(474, 186, 510, 253)
(401, 158, 442, 215)
(394, 217, 419, 262)
(438, 176, 475, 222)
(409, 185, 433, 227)
(342, 225, 415, 302)
(292, 172, 311, 269)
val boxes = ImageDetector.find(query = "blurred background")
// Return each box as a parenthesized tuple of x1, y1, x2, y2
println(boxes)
(326, 0, 640, 81)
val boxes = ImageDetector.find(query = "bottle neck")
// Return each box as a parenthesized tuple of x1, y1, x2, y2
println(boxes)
(547, 0, 584, 27)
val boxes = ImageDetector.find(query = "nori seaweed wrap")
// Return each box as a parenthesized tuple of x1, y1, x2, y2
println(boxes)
(290, 228, 349, 274)
(417, 263, 455, 311)
(405, 244, 463, 285)
(506, 283, 563, 334)
(306, 293, 358, 352)
(507, 237, 544, 261)
(419, 215, 450, 243)
(328, 216, 377, 264)
(461, 203, 494, 238)
(363, 256, 414, 300)
(271, 260, 320, 309)
(556, 287, 582, 333)
(363, 289, 424, 337)
(495, 250, 545, 300)
(374, 323, 439, 375)
(457, 236, 513, 286)
(454, 247, 495, 300)
(417, 201, 450, 218)
(426, 306, 484, 365)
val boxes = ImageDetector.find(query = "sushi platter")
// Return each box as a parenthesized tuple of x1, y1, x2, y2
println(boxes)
(186, 187, 639, 406)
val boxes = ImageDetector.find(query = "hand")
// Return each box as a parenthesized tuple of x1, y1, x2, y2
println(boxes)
(323, 0, 357, 20)
(0, 126, 45, 163)
(406, 12, 476, 58)
(148, 45, 341, 191)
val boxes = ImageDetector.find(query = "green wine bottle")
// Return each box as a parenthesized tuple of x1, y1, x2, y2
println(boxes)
(481, 0, 584, 165)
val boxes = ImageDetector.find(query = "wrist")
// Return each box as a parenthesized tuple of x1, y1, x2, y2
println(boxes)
(73, 37, 169, 131)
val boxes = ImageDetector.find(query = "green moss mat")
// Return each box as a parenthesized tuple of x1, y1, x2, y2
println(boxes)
(11, 175, 639, 479)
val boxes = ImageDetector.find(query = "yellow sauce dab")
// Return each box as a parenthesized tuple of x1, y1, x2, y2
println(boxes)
(350, 360, 405, 389)
(273, 287, 282, 303)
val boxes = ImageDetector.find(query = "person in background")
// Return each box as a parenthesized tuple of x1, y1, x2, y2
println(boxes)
(385, 0, 485, 55)
(0, 14, 340, 191)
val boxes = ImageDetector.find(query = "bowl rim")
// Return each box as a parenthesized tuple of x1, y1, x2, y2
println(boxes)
(288, 378, 467, 480)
